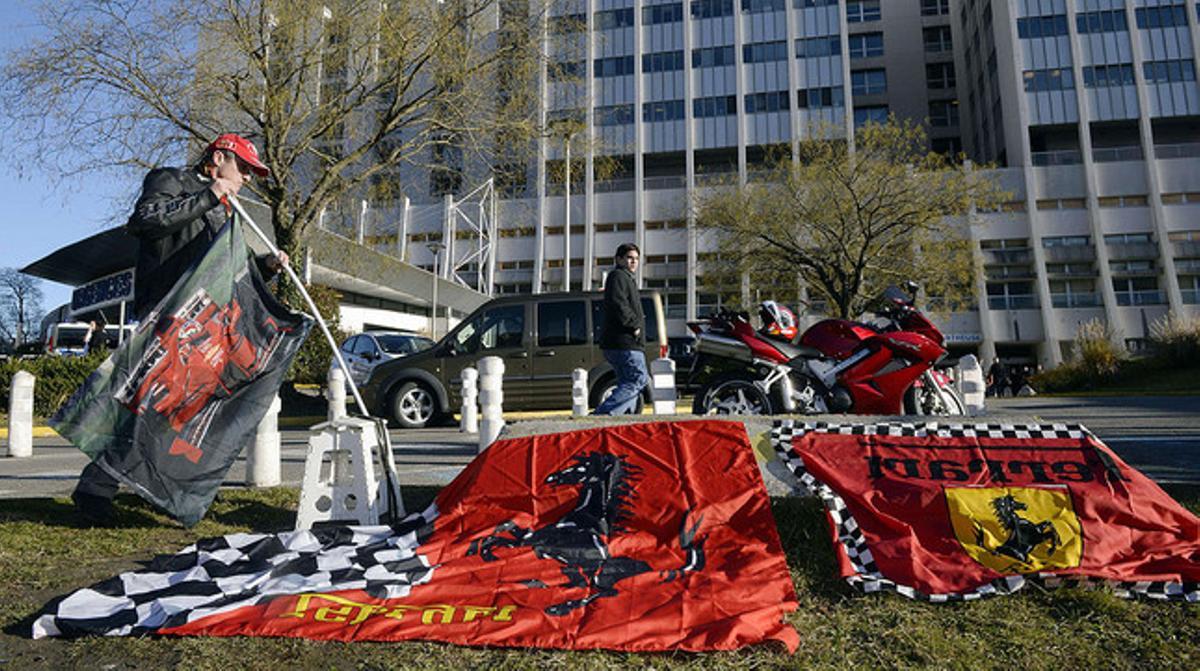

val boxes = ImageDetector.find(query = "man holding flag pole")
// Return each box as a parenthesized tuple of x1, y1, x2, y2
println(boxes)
(64, 133, 300, 527)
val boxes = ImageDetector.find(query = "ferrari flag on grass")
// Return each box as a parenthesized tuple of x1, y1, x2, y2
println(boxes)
(34, 421, 800, 651)
(50, 217, 311, 526)
(772, 420, 1199, 602)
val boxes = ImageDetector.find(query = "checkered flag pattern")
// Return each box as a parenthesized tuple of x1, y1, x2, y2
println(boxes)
(771, 420, 1199, 603)
(32, 506, 439, 638)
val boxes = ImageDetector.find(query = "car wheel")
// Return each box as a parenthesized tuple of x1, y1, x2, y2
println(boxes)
(589, 376, 646, 415)
(390, 381, 438, 428)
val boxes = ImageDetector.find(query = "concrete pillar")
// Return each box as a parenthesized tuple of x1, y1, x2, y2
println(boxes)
(5, 370, 34, 458)
(246, 394, 281, 487)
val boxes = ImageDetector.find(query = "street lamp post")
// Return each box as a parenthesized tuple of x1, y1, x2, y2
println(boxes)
(426, 241, 446, 339)
(564, 137, 571, 292)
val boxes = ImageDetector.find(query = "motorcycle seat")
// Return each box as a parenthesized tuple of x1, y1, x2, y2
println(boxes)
(770, 340, 824, 361)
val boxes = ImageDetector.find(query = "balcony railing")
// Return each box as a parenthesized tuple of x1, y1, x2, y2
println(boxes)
(1115, 290, 1165, 306)
(1031, 149, 1082, 167)
(1173, 241, 1200, 258)
(1154, 142, 1200, 159)
(1183, 289, 1200, 305)
(594, 177, 635, 193)
(1092, 146, 1143, 163)
(1106, 242, 1159, 261)
(984, 248, 1034, 264)
(694, 171, 738, 186)
(1051, 292, 1101, 308)
(644, 175, 686, 190)
(987, 294, 1038, 310)
(1043, 244, 1096, 264)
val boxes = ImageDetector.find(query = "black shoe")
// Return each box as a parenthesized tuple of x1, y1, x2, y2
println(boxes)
(72, 491, 116, 527)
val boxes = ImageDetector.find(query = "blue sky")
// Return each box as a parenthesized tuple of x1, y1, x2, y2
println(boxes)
(0, 1, 140, 312)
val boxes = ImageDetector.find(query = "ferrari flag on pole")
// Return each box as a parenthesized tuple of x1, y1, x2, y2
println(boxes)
(772, 421, 1199, 602)
(34, 421, 800, 651)
(50, 217, 311, 526)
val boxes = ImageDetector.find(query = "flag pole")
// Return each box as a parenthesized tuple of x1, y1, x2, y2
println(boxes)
(228, 195, 371, 418)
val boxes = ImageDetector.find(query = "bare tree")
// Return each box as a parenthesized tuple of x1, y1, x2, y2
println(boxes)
(1, 0, 549, 272)
(0, 269, 44, 349)
(693, 119, 1005, 318)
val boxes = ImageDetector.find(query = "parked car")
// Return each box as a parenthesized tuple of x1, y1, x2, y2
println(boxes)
(360, 291, 667, 428)
(333, 331, 436, 389)
(44, 322, 92, 356)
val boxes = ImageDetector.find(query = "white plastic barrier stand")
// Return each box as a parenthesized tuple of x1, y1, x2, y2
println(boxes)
(478, 356, 505, 451)
(572, 368, 588, 417)
(5, 370, 34, 458)
(460, 367, 479, 434)
(650, 357, 677, 415)
(957, 354, 986, 416)
(246, 394, 282, 486)
(327, 366, 348, 420)
(295, 417, 402, 530)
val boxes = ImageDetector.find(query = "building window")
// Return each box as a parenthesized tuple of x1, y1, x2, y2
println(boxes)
(1105, 233, 1153, 245)
(1076, 9, 1128, 33)
(794, 0, 838, 7)
(926, 62, 956, 89)
(1098, 195, 1149, 208)
(743, 40, 789, 63)
(1044, 235, 1091, 247)
(643, 99, 686, 122)
(1022, 68, 1075, 92)
(848, 33, 884, 59)
(923, 26, 953, 53)
(693, 94, 737, 118)
(931, 137, 962, 157)
(846, 0, 881, 23)
(1082, 63, 1136, 88)
(1016, 14, 1069, 39)
(851, 68, 887, 95)
(744, 90, 790, 114)
(594, 104, 634, 126)
(548, 13, 587, 34)
(797, 86, 844, 109)
(928, 99, 959, 127)
(594, 55, 635, 78)
(795, 35, 841, 58)
(594, 7, 635, 30)
(854, 105, 888, 127)
(642, 2, 684, 25)
(1142, 59, 1197, 84)
(742, 0, 786, 13)
(692, 45, 736, 68)
(642, 50, 685, 73)
(1135, 4, 1189, 29)
(548, 60, 584, 82)
(920, 0, 950, 16)
(691, 0, 735, 19)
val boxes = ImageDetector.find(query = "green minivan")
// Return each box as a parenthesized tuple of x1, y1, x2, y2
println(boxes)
(358, 291, 668, 428)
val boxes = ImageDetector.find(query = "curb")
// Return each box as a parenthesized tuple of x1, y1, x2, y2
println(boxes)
(0, 426, 59, 440)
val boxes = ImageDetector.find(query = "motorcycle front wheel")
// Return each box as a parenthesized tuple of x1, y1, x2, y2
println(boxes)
(904, 381, 966, 416)
(693, 373, 775, 416)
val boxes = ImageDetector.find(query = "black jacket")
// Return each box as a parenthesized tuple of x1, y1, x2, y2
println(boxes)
(127, 167, 273, 318)
(600, 266, 645, 350)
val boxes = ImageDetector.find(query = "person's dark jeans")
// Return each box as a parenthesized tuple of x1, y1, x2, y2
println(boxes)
(595, 349, 650, 415)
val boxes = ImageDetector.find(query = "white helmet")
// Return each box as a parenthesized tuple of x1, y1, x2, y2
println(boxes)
(759, 300, 797, 340)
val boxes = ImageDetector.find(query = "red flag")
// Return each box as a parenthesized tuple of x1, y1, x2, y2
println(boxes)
(37, 420, 798, 651)
(772, 421, 1200, 601)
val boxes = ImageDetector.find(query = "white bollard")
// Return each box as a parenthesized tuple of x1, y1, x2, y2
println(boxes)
(460, 367, 479, 434)
(957, 354, 986, 416)
(5, 370, 34, 458)
(650, 357, 677, 415)
(327, 366, 348, 420)
(572, 368, 589, 416)
(247, 394, 282, 486)
(478, 356, 505, 451)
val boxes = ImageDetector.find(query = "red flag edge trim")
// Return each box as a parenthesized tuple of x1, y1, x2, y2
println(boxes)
(769, 419, 1200, 603)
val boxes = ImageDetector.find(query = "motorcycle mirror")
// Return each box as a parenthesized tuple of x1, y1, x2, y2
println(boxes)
(904, 280, 920, 301)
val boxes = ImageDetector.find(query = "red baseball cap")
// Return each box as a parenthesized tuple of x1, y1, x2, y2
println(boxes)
(206, 133, 269, 176)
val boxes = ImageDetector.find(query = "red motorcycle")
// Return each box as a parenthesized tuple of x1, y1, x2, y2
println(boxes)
(688, 284, 964, 416)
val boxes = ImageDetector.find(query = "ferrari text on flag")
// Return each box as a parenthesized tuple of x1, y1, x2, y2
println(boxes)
(35, 420, 800, 652)
(772, 421, 1199, 602)
(51, 217, 311, 526)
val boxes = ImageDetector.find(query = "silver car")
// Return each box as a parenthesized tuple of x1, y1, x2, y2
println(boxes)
(332, 331, 435, 389)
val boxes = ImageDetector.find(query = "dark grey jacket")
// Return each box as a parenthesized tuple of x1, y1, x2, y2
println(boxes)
(127, 167, 273, 318)
(600, 266, 645, 350)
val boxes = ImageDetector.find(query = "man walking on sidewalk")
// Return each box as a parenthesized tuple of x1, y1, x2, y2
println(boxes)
(594, 243, 649, 415)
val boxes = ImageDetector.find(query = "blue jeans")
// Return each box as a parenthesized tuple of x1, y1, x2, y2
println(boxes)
(595, 349, 649, 415)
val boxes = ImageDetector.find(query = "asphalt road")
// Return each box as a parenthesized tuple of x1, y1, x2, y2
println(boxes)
(1, 395, 1197, 501)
